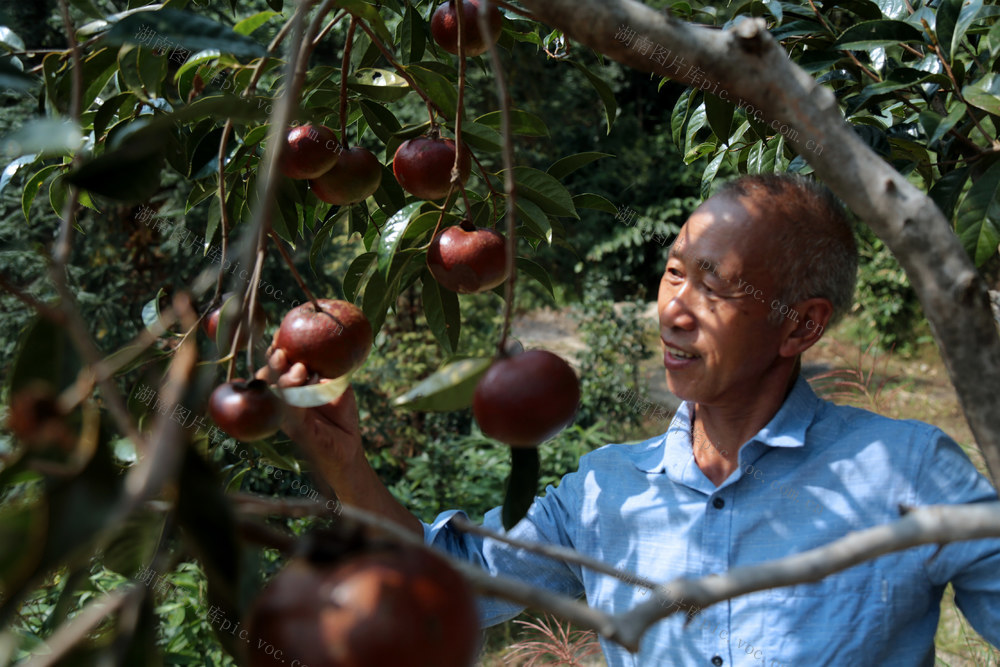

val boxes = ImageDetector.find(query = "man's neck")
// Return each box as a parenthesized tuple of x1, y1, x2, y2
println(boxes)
(691, 365, 800, 487)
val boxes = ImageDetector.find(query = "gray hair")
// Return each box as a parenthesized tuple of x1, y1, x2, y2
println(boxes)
(715, 174, 857, 326)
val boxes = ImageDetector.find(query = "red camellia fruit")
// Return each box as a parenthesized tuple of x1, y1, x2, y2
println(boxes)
(309, 146, 383, 206)
(280, 124, 341, 180)
(202, 293, 266, 351)
(473, 349, 580, 447)
(246, 549, 480, 667)
(427, 219, 508, 294)
(392, 136, 471, 201)
(431, 0, 503, 57)
(274, 299, 373, 379)
(208, 379, 284, 441)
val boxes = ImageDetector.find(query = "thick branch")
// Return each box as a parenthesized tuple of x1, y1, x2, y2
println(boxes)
(515, 0, 1000, 485)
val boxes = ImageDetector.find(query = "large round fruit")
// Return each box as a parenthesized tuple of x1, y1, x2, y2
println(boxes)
(245, 548, 479, 667)
(427, 220, 508, 294)
(280, 125, 341, 180)
(208, 379, 283, 441)
(310, 146, 383, 206)
(473, 350, 580, 447)
(431, 0, 503, 57)
(392, 136, 471, 201)
(274, 299, 372, 379)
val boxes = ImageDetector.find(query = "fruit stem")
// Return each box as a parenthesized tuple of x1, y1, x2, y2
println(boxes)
(479, 0, 518, 355)
(354, 18, 443, 124)
(452, 1, 475, 216)
(339, 17, 358, 149)
(268, 230, 324, 313)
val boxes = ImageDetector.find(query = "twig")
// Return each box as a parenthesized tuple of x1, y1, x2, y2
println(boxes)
(340, 18, 358, 147)
(312, 10, 348, 48)
(450, 515, 662, 590)
(268, 229, 322, 310)
(480, 0, 518, 354)
(452, 3, 475, 214)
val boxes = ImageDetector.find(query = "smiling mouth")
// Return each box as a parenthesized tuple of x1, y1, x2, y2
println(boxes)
(664, 343, 700, 360)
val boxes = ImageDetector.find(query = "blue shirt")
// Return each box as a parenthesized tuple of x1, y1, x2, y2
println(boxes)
(424, 376, 1000, 666)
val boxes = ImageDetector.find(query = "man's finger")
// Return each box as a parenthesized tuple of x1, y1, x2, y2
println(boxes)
(277, 362, 310, 388)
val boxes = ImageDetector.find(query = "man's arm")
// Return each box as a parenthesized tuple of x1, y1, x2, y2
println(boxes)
(258, 348, 423, 536)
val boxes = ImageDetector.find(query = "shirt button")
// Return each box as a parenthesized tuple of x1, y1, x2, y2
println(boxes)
(712, 497, 725, 509)
(711, 656, 724, 666)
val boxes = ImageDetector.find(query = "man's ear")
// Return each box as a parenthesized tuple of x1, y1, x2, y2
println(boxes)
(779, 297, 834, 358)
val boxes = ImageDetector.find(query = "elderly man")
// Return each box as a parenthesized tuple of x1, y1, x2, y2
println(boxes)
(267, 174, 1000, 666)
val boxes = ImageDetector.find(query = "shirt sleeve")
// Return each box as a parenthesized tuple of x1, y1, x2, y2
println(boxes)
(911, 427, 1000, 646)
(422, 467, 588, 627)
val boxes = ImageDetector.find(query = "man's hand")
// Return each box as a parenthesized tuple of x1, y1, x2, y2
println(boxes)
(255, 344, 362, 472)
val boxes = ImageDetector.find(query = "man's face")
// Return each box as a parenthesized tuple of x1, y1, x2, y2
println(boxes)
(657, 195, 790, 406)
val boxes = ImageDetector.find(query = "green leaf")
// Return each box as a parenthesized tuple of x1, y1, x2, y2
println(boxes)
(6, 316, 81, 395)
(0, 58, 34, 91)
(671, 88, 694, 151)
(377, 201, 423, 278)
(938, 0, 981, 63)
(920, 102, 966, 146)
(546, 152, 614, 180)
(393, 357, 491, 411)
(343, 251, 377, 302)
(516, 257, 554, 298)
(21, 164, 61, 221)
(233, 10, 280, 36)
(309, 208, 348, 276)
(516, 198, 551, 244)
(506, 167, 577, 218)
(502, 447, 539, 530)
(400, 1, 425, 63)
(928, 167, 969, 221)
(962, 74, 1000, 115)
(569, 61, 617, 134)
(460, 121, 503, 153)
(572, 192, 617, 215)
(704, 93, 734, 145)
(347, 68, 411, 103)
(405, 65, 457, 119)
(475, 110, 550, 137)
(834, 20, 925, 49)
(702, 149, 727, 199)
(103, 8, 266, 60)
(955, 160, 1000, 266)
(360, 98, 403, 143)
(0, 118, 83, 158)
(65, 135, 165, 202)
(279, 375, 352, 407)
(422, 277, 461, 355)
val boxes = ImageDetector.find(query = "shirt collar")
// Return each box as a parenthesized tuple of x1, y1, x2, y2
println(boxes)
(632, 375, 822, 473)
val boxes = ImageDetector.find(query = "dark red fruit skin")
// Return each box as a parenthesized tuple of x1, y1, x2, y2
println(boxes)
(245, 549, 480, 667)
(208, 379, 283, 441)
(431, 0, 503, 57)
(473, 350, 580, 447)
(280, 125, 341, 180)
(8, 383, 75, 451)
(392, 136, 471, 201)
(201, 293, 266, 351)
(427, 222, 508, 294)
(310, 146, 383, 206)
(275, 299, 373, 378)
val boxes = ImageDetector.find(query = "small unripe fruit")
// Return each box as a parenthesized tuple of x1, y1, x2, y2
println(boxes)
(202, 293, 266, 352)
(208, 379, 283, 441)
(427, 220, 508, 294)
(246, 549, 479, 667)
(473, 349, 580, 447)
(309, 146, 383, 206)
(431, 0, 503, 57)
(275, 299, 372, 379)
(280, 124, 341, 180)
(393, 136, 471, 201)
